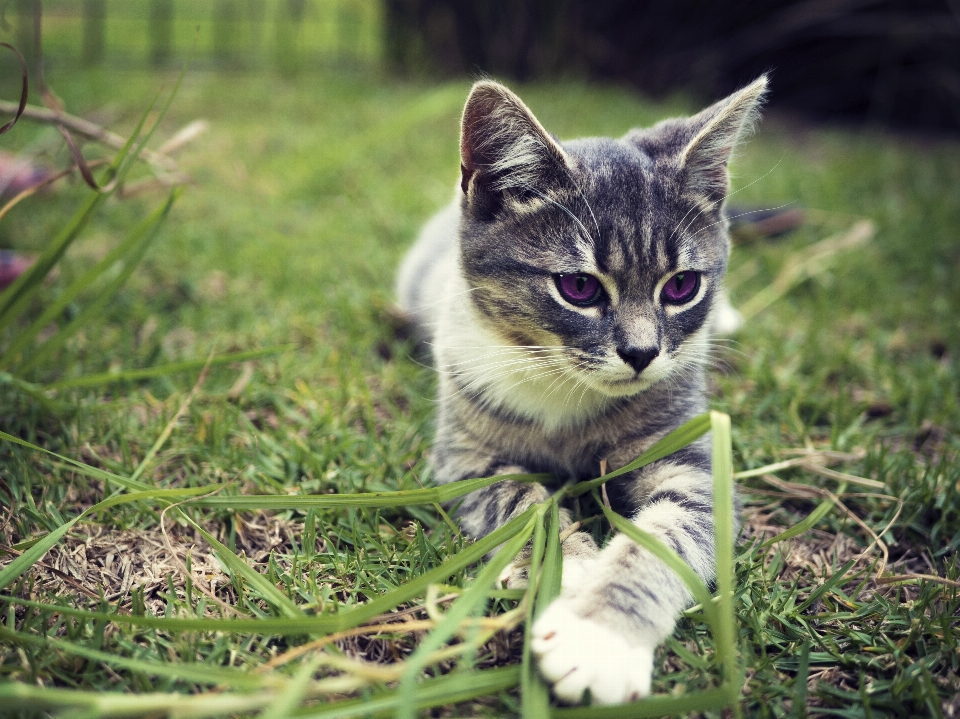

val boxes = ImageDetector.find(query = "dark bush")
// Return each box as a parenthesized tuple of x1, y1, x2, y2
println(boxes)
(384, 0, 960, 133)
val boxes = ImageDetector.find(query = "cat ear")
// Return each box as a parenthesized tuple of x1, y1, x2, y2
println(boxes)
(460, 80, 569, 214)
(678, 75, 768, 201)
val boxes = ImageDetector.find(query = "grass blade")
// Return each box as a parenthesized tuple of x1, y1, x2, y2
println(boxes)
(759, 498, 836, 549)
(283, 666, 522, 719)
(537, 500, 563, 613)
(0, 626, 267, 690)
(395, 511, 537, 719)
(0, 666, 521, 719)
(13, 189, 179, 375)
(260, 656, 324, 719)
(3, 508, 538, 636)
(0, 429, 158, 492)
(793, 559, 856, 613)
(552, 685, 732, 718)
(0, 681, 274, 717)
(569, 414, 711, 497)
(184, 515, 306, 620)
(0, 372, 61, 411)
(597, 502, 716, 628)
(0, 485, 223, 591)
(0, 191, 105, 333)
(522, 501, 558, 719)
(522, 504, 549, 705)
(46, 345, 294, 391)
(189, 471, 550, 510)
(709, 410, 739, 691)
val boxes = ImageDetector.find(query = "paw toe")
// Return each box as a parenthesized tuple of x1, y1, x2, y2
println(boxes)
(559, 555, 595, 590)
(531, 600, 654, 705)
(497, 562, 529, 589)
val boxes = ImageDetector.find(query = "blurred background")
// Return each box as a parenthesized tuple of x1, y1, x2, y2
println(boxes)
(5, 0, 959, 133)
(0, 5, 958, 713)
(0, 0, 958, 391)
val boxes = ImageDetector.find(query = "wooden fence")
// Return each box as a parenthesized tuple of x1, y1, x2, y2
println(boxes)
(7, 0, 383, 73)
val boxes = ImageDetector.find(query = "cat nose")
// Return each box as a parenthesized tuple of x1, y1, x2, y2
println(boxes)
(617, 346, 659, 374)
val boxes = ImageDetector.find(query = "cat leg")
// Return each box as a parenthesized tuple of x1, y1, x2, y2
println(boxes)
(532, 458, 718, 705)
(556, 522, 600, 590)
(501, 510, 599, 590)
(451, 464, 550, 540)
(454, 467, 541, 589)
(439, 457, 598, 589)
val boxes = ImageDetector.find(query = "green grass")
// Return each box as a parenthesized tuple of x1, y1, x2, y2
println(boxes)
(0, 55, 958, 719)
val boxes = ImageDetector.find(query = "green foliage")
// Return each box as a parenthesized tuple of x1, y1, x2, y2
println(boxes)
(0, 98, 162, 381)
(0, 60, 957, 718)
(1, 414, 740, 717)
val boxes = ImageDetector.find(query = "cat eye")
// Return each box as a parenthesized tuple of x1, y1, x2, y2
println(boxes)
(555, 273, 604, 306)
(661, 271, 700, 304)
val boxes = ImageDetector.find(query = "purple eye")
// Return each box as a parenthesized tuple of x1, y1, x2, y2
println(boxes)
(556, 273, 603, 306)
(662, 271, 700, 304)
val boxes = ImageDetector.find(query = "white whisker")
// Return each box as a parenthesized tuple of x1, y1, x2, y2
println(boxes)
(670, 155, 785, 244)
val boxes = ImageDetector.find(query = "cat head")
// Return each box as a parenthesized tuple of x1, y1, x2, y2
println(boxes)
(457, 77, 767, 398)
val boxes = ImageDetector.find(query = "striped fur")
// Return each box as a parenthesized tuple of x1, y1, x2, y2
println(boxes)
(396, 77, 767, 705)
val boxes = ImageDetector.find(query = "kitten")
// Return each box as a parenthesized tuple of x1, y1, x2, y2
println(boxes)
(396, 76, 766, 704)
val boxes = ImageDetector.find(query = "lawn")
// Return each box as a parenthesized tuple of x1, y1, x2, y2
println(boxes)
(0, 51, 959, 718)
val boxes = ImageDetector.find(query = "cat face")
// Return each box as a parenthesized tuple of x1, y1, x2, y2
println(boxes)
(457, 79, 766, 399)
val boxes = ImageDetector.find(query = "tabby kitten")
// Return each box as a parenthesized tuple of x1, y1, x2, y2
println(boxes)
(396, 76, 767, 704)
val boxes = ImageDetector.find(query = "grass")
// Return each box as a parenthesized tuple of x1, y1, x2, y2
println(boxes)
(0, 54, 958, 718)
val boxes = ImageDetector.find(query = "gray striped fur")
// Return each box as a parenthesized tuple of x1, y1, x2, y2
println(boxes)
(396, 77, 767, 705)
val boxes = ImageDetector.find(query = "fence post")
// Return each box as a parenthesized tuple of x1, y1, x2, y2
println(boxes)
(13, 0, 36, 69)
(149, 0, 174, 67)
(82, 0, 106, 67)
(213, 0, 239, 68)
(274, 0, 305, 75)
(245, 0, 267, 66)
(337, 0, 362, 64)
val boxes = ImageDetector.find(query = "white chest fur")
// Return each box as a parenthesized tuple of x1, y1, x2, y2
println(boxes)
(433, 266, 614, 433)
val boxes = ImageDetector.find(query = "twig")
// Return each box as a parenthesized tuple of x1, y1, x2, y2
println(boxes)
(256, 608, 525, 672)
(733, 448, 883, 490)
(0, 43, 27, 135)
(0, 100, 186, 173)
(558, 520, 582, 543)
(780, 448, 866, 461)
(158, 119, 209, 155)
(159, 488, 244, 618)
(0, 159, 109, 223)
(759, 473, 895, 578)
(875, 573, 960, 589)
(0, 542, 105, 603)
(800, 462, 885, 490)
(738, 219, 875, 322)
(599, 459, 611, 510)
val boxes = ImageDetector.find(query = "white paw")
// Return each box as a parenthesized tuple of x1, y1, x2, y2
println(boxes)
(560, 554, 595, 591)
(531, 601, 654, 705)
(498, 562, 525, 589)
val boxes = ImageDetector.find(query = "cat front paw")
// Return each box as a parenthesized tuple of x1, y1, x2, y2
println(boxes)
(559, 530, 598, 591)
(497, 561, 529, 589)
(531, 601, 653, 705)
